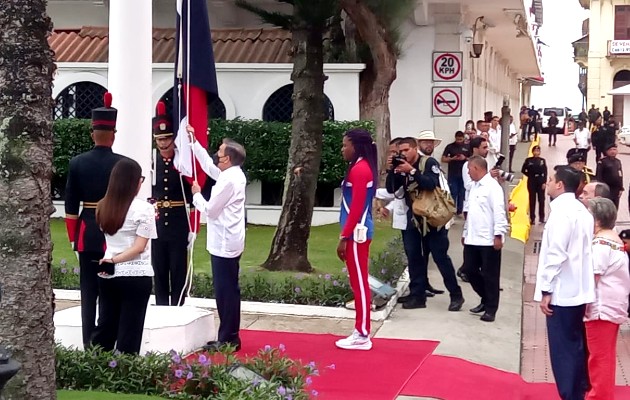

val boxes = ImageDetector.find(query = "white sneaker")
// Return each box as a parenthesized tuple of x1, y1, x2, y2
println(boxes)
(335, 329, 373, 350)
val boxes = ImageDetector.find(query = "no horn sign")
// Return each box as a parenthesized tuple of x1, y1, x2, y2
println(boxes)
(432, 87, 462, 117)
(432, 51, 463, 82)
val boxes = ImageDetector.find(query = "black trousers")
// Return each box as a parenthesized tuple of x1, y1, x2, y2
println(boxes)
(463, 245, 501, 314)
(211, 254, 241, 345)
(152, 238, 188, 306)
(549, 127, 558, 145)
(547, 304, 588, 400)
(609, 189, 621, 210)
(401, 226, 428, 302)
(91, 276, 152, 354)
(79, 251, 103, 346)
(421, 227, 462, 298)
(528, 184, 545, 223)
(508, 145, 516, 172)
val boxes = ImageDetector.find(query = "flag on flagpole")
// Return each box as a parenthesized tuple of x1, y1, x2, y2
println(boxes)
(173, 0, 219, 184)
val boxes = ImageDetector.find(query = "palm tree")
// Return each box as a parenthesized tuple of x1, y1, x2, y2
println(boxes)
(341, 0, 415, 179)
(236, 0, 338, 272)
(0, 1, 57, 398)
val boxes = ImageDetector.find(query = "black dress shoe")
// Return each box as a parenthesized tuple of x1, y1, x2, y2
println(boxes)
(427, 285, 445, 295)
(456, 267, 469, 283)
(480, 313, 495, 322)
(469, 303, 485, 313)
(425, 290, 435, 298)
(448, 296, 465, 312)
(402, 297, 426, 309)
(397, 295, 411, 303)
(203, 340, 241, 352)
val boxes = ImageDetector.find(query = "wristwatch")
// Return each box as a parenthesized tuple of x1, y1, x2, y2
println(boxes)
(410, 168, 417, 175)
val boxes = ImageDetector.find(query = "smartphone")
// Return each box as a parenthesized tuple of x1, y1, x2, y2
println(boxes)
(99, 261, 115, 275)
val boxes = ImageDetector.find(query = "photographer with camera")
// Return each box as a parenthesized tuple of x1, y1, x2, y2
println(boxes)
(387, 134, 464, 312)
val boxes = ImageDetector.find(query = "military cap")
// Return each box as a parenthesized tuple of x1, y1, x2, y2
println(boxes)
(153, 101, 173, 138)
(603, 142, 618, 152)
(91, 92, 117, 131)
(568, 153, 586, 164)
(620, 229, 630, 240)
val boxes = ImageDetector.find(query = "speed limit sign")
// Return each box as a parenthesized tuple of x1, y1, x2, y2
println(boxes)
(432, 52, 463, 82)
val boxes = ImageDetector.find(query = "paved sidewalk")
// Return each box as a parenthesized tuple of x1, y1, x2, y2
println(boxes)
(519, 133, 630, 385)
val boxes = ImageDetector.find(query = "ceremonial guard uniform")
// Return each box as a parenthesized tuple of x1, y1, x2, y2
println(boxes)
(596, 143, 624, 209)
(521, 146, 547, 224)
(64, 93, 124, 347)
(151, 102, 195, 306)
(567, 151, 594, 197)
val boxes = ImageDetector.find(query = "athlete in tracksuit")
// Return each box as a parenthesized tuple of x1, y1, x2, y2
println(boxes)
(335, 129, 378, 351)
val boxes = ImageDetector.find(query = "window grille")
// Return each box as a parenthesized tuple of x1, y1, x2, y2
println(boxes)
(53, 82, 107, 120)
(262, 84, 335, 123)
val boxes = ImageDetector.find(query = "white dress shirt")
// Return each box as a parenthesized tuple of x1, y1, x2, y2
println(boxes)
(462, 173, 508, 245)
(462, 159, 489, 212)
(573, 128, 590, 150)
(103, 198, 157, 278)
(534, 192, 596, 306)
(508, 124, 518, 146)
(375, 188, 408, 230)
(191, 144, 246, 258)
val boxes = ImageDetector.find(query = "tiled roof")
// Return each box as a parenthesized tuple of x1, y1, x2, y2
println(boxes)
(49, 26, 293, 63)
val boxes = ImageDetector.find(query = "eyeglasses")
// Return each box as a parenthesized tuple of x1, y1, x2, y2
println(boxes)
(141, 176, 146, 183)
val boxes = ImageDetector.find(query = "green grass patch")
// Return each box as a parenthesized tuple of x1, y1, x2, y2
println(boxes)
(57, 391, 159, 400)
(51, 218, 397, 277)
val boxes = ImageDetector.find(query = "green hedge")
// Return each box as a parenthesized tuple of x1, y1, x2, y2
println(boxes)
(53, 118, 374, 187)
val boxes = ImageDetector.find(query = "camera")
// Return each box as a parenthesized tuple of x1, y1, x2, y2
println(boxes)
(392, 152, 406, 168)
(493, 153, 515, 182)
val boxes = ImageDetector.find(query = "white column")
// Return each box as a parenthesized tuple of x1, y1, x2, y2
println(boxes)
(109, 0, 153, 199)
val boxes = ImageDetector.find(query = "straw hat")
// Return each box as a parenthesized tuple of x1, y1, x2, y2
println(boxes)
(415, 130, 442, 146)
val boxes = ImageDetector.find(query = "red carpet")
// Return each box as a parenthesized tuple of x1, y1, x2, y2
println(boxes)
(400, 354, 630, 400)
(240, 330, 439, 400)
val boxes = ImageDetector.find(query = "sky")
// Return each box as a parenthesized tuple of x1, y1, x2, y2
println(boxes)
(530, 0, 589, 113)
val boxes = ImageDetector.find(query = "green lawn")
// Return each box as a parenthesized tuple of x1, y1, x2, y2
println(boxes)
(57, 391, 159, 400)
(51, 218, 397, 277)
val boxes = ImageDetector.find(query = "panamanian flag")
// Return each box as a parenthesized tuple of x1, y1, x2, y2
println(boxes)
(173, 0, 219, 185)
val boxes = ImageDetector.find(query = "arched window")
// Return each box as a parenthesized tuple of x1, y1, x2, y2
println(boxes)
(53, 82, 107, 120)
(262, 84, 335, 122)
(158, 89, 227, 125)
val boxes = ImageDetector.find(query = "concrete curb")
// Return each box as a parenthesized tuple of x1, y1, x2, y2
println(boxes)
(53, 270, 409, 322)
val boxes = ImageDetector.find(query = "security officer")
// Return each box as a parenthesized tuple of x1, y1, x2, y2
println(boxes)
(596, 142, 624, 209)
(521, 145, 547, 224)
(567, 151, 595, 197)
(65, 92, 125, 347)
(151, 102, 195, 306)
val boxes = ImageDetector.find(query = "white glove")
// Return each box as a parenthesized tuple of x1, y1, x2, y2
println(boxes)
(187, 232, 197, 250)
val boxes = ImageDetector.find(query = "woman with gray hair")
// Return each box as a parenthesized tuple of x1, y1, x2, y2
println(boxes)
(584, 197, 630, 399)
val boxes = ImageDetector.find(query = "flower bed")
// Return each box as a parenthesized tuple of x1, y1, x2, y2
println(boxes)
(56, 344, 320, 399)
(52, 239, 406, 307)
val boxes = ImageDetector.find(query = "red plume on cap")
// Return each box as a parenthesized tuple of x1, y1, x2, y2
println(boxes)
(156, 101, 166, 116)
(103, 92, 112, 108)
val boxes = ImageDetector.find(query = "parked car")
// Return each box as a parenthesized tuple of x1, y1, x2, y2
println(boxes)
(541, 107, 569, 133)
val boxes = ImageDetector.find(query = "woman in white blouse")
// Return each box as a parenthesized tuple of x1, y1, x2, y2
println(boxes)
(585, 197, 630, 400)
(93, 158, 157, 354)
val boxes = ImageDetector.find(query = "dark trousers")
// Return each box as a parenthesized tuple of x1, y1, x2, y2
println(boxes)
(152, 239, 188, 306)
(595, 147, 603, 162)
(608, 189, 621, 210)
(547, 304, 588, 400)
(448, 178, 465, 215)
(528, 184, 545, 223)
(508, 145, 516, 172)
(91, 276, 152, 354)
(463, 245, 501, 314)
(549, 127, 558, 145)
(401, 226, 427, 302)
(211, 254, 242, 344)
(422, 227, 462, 298)
(79, 252, 103, 346)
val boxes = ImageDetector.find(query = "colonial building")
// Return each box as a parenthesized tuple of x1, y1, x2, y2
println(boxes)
(48, 0, 543, 225)
(574, 0, 630, 123)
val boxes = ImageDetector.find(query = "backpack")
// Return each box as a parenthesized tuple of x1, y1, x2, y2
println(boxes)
(409, 157, 456, 228)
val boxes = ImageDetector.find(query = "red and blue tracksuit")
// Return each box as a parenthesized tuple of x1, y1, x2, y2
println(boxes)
(340, 159, 375, 336)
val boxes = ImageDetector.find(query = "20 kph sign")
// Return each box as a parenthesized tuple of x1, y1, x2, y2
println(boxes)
(432, 52, 462, 82)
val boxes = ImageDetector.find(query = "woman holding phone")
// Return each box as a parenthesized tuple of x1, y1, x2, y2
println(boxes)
(93, 158, 157, 354)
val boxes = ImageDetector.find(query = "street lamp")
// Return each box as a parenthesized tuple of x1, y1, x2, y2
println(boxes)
(0, 284, 21, 395)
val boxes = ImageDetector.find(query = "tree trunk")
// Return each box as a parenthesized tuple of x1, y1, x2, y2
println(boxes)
(0, 1, 57, 399)
(262, 20, 326, 273)
(341, 0, 398, 182)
